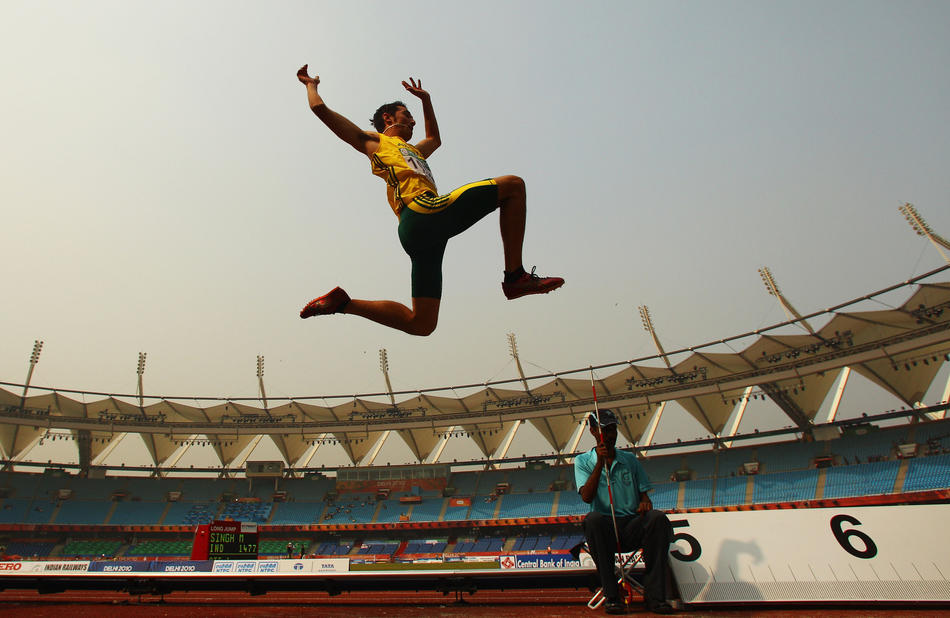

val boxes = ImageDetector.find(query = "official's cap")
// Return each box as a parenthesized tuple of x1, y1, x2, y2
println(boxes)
(588, 409, 618, 427)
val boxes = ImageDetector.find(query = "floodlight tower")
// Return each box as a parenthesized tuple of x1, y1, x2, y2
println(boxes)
(364, 349, 394, 465)
(22, 340, 43, 402)
(636, 307, 668, 449)
(379, 349, 396, 407)
(508, 332, 531, 393)
(758, 267, 817, 335)
(95, 353, 146, 465)
(491, 333, 532, 465)
(900, 203, 950, 264)
(902, 204, 950, 419)
(257, 355, 268, 411)
(136, 352, 147, 408)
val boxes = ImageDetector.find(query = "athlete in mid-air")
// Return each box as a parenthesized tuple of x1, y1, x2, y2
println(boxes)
(296, 65, 564, 336)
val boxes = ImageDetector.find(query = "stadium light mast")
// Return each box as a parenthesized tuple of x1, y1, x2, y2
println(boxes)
(136, 352, 147, 408)
(364, 349, 394, 465)
(508, 333, 530, 392)
(22, 340, 43, 403)
(95, 352, 146, 465)
(758, 267, 817, 335)
(636, 307, 667, 449)
(257, 355, 268, 412)
(900, 203, 950, 264)
(379, 349, 396, 407)
(490, 334, 532, 466)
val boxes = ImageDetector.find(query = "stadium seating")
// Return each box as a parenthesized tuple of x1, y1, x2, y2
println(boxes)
(312, 541, 352, 556)
(108, 500, 167, 525)
(219, 500, 271, 523)
(0, 498, 35, 524)
(3, 541, 55, 558)
(127, 540, 192, 557)
(682, 479, 714, 510)
(374, 501, 412, 523)
(163, 501, 218, 526)
(752, 469, 819, 504)
(556, 490, 588, 516)
(258, 539, 310, 557)
(903, 453, 950, 492)
(406, 498, 445, 522)
(713, 476, 748, 507)
(648, 482, 678, 511)
(61, 539, 122, 558)
(53, 500, 115, 525)
(497, 492, 554, 518)
(321, 494, 377, 524)
(268, 501, 323, 525)
(823, 460, 899, 498)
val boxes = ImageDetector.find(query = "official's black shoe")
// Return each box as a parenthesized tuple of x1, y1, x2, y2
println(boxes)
(604, 598, 627, 615)
(646, 600, 675, 614)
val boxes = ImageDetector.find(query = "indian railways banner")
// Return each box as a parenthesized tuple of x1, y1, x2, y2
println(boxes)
(668, 504, 950, 603)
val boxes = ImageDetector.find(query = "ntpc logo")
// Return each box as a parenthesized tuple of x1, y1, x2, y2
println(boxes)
(0, 563, 21, 571)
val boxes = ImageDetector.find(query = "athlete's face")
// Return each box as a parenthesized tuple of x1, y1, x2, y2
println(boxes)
(385, 106, 415, 138)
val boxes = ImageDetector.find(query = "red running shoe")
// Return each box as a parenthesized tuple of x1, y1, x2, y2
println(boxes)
(300, 287, 350, 318)
(502, 266, 564, 300)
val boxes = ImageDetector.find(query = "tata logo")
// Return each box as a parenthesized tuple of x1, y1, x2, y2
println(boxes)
(0, 563, 22, 571)
(293, 563, 304, 571)
(320, 563, 335, 570)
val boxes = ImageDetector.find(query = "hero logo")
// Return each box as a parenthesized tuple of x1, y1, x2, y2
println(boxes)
(0, 563, 22, 571)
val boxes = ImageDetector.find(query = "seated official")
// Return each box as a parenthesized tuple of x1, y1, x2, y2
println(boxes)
(574, 409, 675, 615)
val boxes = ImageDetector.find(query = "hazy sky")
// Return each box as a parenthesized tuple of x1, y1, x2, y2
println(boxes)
(2, 1, 950, 466)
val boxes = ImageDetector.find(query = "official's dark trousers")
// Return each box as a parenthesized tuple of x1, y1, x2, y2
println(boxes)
(583, 509, 672, 605)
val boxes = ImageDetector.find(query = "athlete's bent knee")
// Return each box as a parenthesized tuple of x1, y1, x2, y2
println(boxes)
(405, 316, 438, 337)
(495, 175, 525, 200)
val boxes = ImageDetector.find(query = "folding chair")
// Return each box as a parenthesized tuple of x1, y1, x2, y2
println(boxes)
(571, 542, 645, 610)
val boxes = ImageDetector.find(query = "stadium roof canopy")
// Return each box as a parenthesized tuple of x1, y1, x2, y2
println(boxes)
(2, 271, 949, 471)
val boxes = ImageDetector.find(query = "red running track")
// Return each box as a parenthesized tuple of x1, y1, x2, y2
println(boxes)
(1, 588, 948, 617)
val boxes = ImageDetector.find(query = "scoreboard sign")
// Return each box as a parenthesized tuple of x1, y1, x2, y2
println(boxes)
(208, 520, 258, 560)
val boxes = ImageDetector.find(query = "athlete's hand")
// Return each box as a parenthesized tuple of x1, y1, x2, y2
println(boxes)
(401, 77, 429, 100)
(297, 64, 320, 87)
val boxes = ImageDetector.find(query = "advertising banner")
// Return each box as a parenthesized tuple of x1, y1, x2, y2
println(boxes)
(88, 561, 150, 573)
(22, 561, 90, 573)
(210, 558, 349, 574)
(499, 554, 581, 569)
(151, 560, 213, 573)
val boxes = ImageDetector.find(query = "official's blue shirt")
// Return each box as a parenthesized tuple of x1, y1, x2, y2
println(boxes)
(574, 448, 652, 517)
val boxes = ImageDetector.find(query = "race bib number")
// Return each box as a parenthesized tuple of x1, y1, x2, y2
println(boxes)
(399, 147, 436, 187)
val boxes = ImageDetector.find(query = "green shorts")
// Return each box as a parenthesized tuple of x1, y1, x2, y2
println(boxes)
(397, 179, 499, 299)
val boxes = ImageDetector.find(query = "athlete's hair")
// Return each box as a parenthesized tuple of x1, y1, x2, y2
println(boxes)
(370, 101, 407, 132)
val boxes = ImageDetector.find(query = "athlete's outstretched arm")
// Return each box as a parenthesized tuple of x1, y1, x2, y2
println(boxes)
(402, 78, 441, 158)
(298, 65, 379, 156)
